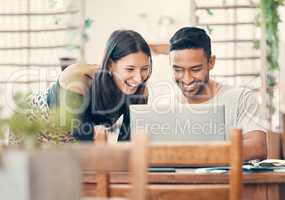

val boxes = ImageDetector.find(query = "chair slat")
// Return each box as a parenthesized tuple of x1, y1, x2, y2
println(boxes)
(129, 133, 148, 200)
(80, 144, 131, 172)
(95, 173, 110, 197)
(80, 129, 148, 200)
(110, 184, 229, 200)
(93, 126, 110, 197)
(150, 143, 230, 167)
(229, 129, 243, 200)
(147, 128, 243, 200)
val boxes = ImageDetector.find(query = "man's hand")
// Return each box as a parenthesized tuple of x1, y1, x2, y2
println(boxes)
(59, 64, 99, 95)
(243, 130, 267, 161)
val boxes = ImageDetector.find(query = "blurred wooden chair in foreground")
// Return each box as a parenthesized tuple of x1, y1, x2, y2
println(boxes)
(265, 113, 285, 159)
(82, 127, 243, 200)
(148, 128, 243, 200)
(80, 126, 148, 200)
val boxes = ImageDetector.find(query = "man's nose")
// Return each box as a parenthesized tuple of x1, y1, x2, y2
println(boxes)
(182, 71, 193, 85)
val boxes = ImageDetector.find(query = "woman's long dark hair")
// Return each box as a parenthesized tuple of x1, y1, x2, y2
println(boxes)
(91, 30, 152, 140)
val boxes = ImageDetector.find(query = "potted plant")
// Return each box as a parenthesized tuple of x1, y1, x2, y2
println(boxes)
(0, 91, 82, 200)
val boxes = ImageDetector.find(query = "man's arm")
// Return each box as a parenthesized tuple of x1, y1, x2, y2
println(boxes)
(243, 130, 267, 161)
(236, 89, 268, 161)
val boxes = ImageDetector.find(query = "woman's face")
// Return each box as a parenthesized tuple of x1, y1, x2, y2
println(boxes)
(110, 51, 151, 95)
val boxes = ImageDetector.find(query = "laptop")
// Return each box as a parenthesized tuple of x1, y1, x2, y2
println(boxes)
(130, 104, 226, 143)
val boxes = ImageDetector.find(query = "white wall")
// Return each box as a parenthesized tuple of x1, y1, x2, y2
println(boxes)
(85, 0, 191, 63)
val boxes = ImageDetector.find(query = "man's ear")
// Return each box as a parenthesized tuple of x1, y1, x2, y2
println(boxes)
(208, 55, 216, 70)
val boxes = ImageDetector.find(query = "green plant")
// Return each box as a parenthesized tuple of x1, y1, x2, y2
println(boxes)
(82, 18, 94, 42)
(259, 0, 284, 71)
(0, 90, 80, 148)
(257, 0, 284, 129)
(205, 8, 214, 16)
(0, 105, 8, 141)
(9, 93, 46, 142)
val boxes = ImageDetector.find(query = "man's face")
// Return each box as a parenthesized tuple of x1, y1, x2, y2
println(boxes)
(170, 48, 215, 99)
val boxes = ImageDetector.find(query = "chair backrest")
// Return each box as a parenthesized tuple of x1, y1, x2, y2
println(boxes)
(266, 130, 282, 159)
(148, 128, 243, 200)
(79, 127, 148, 200)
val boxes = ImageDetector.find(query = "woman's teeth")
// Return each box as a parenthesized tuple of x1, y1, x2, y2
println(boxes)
(126, 82, 138, 88)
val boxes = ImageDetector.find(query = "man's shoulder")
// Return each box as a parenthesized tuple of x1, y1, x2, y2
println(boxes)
(219, 84, 255, 98)
(216, 84, 258, 107)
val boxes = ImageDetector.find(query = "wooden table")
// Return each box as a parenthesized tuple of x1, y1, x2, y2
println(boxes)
(82, 170, 285, 200)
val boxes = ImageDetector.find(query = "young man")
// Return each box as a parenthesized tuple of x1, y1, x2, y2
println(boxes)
(169, 27, 267, 160)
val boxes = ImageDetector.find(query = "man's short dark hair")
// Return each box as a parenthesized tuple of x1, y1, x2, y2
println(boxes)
(169, 27, 211, 59)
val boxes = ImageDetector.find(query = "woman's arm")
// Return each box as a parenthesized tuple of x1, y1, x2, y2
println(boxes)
(59, 64, 99, 95)
(49, 64, 99, 141)
(26, 64, 99, 143)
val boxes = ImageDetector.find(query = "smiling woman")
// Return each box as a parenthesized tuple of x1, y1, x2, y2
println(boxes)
(25, 30, 152, 144)
(110, 52, 151, 95)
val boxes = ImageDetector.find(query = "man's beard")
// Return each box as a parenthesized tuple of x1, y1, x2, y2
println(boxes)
(176, 74, 210, 99)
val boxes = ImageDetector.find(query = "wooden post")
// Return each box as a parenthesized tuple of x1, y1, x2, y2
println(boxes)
(229, 129, 243, 200)
(93, 125, 110, 197)
(129, 132, 148, 200)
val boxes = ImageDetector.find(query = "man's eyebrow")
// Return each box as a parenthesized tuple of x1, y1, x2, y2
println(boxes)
(173, 64, 203, 68)
(191, 64, 203, 68)
(173, 64, 183, 68)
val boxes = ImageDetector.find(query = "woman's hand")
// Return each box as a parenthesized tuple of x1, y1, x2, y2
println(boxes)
(59, 64, 99, 95)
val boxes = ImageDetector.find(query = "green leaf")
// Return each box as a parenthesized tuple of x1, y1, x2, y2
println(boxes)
(84, 18, 94, 29)
(253, 40, 260, 49)
(206, 9, 214, 16)
(259, 0, 282, 71)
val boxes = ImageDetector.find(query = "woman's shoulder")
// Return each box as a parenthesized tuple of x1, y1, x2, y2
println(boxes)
(59, 63, 99, 95)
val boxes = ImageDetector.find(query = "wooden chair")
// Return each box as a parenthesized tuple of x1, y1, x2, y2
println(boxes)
(148, 128, 243, 200)
(79, 126, 148, 200)
(266, 130, 282, 159)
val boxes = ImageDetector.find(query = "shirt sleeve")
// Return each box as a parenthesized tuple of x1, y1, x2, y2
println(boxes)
(9, 82, 56, 144)
(35, 80, 94, 142)
(47, 80, 94, 141)
(28, 88, 50, 121)
(236, 89, 268, 134)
